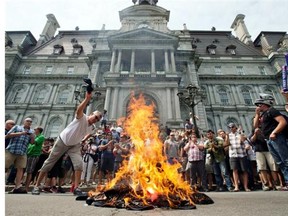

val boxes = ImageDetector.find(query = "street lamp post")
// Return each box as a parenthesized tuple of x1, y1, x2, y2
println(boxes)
(73, 84, 102, 113)
(177, 84, 205, 138)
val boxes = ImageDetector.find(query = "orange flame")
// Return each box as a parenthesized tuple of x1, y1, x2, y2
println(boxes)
(105, 93, 194, 207)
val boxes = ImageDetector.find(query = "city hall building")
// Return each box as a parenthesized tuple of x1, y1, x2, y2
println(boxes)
(5, 0, 288, 137)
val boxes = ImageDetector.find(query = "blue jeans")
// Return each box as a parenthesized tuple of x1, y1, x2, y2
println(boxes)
(213, 160, 233, 188)
(267, 134, 288, 184)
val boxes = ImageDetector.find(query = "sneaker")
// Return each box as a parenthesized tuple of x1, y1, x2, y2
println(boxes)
(262, 185, 270, 191)
(228, 187, 234, 192)
(57, 186, 66, 193)
(73, 187, 86, 196)
(8, 187, 27, 194)
(42, 187, 52, 193)
(31, 187, 40, 195)
(50, 186, 58, 193)
(280, 185, 288, 191)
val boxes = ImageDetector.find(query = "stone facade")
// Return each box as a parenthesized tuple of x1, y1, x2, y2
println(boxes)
(5, 1, 288, 137)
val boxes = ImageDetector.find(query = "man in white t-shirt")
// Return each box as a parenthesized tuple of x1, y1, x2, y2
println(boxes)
(32, 91, 102, 196)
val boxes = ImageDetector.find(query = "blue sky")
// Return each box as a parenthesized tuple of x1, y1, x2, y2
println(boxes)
(4, 0, 288, 41)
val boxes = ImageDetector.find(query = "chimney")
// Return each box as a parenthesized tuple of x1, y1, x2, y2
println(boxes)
(230, 14, 252, 45)
(37, 14, 60, 46)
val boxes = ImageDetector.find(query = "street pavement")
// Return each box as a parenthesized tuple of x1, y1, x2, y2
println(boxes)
(5, 190, 288, 216)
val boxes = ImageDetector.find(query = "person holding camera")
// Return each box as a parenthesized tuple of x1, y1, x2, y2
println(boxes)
(5, 117, 35, 193)
(80, 137, 98, 187)
(31, 88, 102, 196)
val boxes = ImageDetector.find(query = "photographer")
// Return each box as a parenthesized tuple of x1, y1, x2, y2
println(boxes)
(80, 137, 98, 187)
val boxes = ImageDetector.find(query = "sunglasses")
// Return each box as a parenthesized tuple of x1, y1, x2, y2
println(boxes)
(94, 115, 102, 121)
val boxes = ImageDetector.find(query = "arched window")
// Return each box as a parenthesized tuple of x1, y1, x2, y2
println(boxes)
(47, 118, 63, 138)
(226, 117, 238, 126)
(242, 89, 253, 105)
(34, 89, 47, 103)
(218, 88, 229, 105)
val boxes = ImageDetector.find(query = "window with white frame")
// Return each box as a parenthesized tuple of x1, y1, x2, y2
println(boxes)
(258, 66, 266, 75)
(236, 66, 244, 75)
(214, 66, 222, 75)
(23, 66, 31, 74)
(242, 89, 253, 105)
(218, 89, 229, 105)
(67, 66, 74, 74)
(45, 66, 53, 74)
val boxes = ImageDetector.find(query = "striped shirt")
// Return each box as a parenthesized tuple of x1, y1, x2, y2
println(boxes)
(228, 132, 247, 158)
(185, 140, 204, 161)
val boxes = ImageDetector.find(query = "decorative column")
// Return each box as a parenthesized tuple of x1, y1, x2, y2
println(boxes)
(130, 50, 135, 74)
(92, 61, 100, 84)
(164, 50, 169, 73)
(49, 84, 58, 103)
(174, 88, 181, 119)
(170, 50, 176, 73)
(116, 49, 122, 73)
(104, 87, 111, 111)
(166, 88, 172, 119)
(110, 49, 116, 72)
(231, 85, 241, 104)
(24, 84, 36, 103)
(208, 85, 216, 104)
(151, 49, 156, 74)
(111, 87, 119, 120)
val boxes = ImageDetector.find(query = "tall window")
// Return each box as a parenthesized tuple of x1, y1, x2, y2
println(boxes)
(58, 90, 69, 104)
(236, 66, 244, 75)
(45, 66, 53, 74)
(34, 89, 47, 103)
(218, 89, 229, 105)
(47, 118, 62, 138)
(214, 66, 222, 75)
(23, 66, 31, 74)
(12, 88, 24, 103)
(242, 89, 253, 105)
(67, 66, 74, 75)
(258, 66, 266, 75)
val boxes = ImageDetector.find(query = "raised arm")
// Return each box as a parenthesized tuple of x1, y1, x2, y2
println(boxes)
(76, 92, 92, 119)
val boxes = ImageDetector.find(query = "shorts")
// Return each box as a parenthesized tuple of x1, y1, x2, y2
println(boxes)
(26, 156, 39, 174)
(229, 156, 249, 172)
(5, 150, 27, 169)
(256, 151, 278, 171)
(100, 157, 114, 172)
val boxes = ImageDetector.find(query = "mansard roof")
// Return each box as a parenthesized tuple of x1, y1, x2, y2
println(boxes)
(179, 30, 264, 56)
(254, 31, 287, 51)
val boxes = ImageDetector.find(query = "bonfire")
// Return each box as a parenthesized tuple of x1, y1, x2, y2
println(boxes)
(77, 94, 213, 210)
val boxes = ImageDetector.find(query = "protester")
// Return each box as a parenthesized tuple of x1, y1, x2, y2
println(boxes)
(253, 93, 288, 190)
(31, 91, 102, 195)
(5, 118, 35, 193)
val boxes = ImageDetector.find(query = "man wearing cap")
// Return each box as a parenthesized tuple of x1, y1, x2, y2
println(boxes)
(5, 117, 35, 193)
(31, 91, 102, 195)
(254, 93, 288, 190)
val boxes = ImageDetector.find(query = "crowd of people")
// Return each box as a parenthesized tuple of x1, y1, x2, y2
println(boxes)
(5, 91, 288, 195)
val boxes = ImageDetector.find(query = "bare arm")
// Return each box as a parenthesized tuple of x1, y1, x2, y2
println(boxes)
(270, 115, 287, 140)
(76, 92, 92, 119)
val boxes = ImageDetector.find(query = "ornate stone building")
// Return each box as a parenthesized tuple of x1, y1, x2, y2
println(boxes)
(5, 0, 288, 137)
